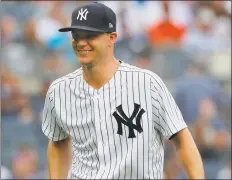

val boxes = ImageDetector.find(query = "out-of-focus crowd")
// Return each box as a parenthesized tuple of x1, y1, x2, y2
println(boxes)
(1, 1, 231, 179)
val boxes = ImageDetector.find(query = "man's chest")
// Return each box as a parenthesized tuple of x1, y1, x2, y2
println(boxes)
(52, 80, 153, 144)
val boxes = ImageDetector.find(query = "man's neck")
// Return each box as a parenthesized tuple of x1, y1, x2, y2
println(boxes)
(82, 57, 120, 90)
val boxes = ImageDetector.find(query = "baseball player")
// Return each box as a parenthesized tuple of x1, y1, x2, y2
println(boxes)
(42, 2, 204, 179)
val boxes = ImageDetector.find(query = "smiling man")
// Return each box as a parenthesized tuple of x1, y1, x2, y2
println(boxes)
(41, 2, 204, 179)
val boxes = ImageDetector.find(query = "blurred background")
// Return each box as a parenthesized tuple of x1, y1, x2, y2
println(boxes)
(1, 1, 231, 179)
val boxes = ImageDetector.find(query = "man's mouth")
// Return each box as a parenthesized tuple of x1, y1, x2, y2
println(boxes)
(78, 50, 93, 53)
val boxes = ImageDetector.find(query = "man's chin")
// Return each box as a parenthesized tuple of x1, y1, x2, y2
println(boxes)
(78, 57, 93, 64)
(78, 58, 95, 67)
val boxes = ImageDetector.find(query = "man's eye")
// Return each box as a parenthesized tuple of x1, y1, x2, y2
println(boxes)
(87, 35, 95, 39)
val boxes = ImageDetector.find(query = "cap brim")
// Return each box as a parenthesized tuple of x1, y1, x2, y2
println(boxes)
(58, 25, 106, 32)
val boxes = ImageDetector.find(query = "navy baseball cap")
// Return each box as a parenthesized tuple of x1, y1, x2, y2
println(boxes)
(58, 2, 116, 33)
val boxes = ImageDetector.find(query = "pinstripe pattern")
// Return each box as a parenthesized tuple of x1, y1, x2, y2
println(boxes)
(42, 61, 187, 179)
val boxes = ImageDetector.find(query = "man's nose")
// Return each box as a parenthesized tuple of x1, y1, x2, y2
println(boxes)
(77, 39, 88, 45)
(75, 39, 88, 48)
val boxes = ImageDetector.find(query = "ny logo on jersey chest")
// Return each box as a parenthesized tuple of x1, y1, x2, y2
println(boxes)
(112, 103, 145, 138)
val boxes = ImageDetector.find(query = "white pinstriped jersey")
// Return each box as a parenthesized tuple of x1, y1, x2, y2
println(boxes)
(42, 61, 187, 179)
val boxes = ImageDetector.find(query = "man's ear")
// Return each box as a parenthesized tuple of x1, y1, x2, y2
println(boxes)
(109, 32, 117, 44)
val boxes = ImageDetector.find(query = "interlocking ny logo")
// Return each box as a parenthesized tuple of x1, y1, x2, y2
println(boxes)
(112, 103, 145, 138)
(76, 8, 89, 21)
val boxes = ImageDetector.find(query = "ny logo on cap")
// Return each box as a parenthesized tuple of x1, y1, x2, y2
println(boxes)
(77, 8, 89, 21)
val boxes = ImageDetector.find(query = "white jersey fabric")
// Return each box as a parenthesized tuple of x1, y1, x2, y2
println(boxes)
(42, 61, 187, 179)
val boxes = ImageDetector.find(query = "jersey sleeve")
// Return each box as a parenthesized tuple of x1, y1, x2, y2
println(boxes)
(150, 74, 187, 139)
(41, 86, 69, 141)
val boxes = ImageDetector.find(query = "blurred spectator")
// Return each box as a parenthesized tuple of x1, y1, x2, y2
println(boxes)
(191, 98, 230, 154)
(211, 1, 231, 51)
(11, 145, 39, 179)
(1, 16, 19, 45)
(133, 54, 152, 70)
(0, 2, 37, 23)
(23, 17, 42, 46)
(190, 98, 231, 179)
(35, 2, 77, 64)
(35, 2, 68, 46)
(1, 166, 13, 179)
(174, 61, 230, 126)
(18, 106, 36, 124)
(147, 1, 187, 48)
(109, 1, 193, 41)
(124, 1, 162, 40)
(181, 5, 221, 55)
(165, 97, 231, 179)
(1, 43, 39, 77)
(1, 16, 45, 80)
(132, 44, 153, 70)
(43, 51, 71, 80)
(1, 68, 26, 116)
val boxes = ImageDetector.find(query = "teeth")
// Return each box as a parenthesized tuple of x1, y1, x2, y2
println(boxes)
(78, 50, 92, 52)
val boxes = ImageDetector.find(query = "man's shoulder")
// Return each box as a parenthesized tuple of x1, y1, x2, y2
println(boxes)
(121, 62, 163, 82)
(47, 68, 83, 92)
